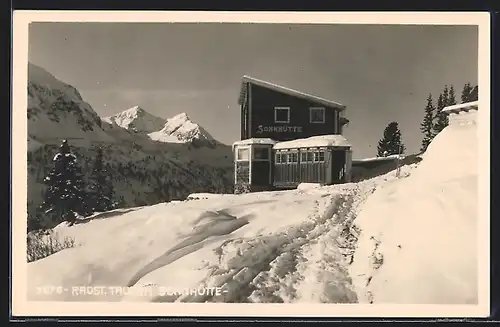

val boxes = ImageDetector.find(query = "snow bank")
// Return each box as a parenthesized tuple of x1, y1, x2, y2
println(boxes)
(352, 154, 403, 163)
(273, 135, 351, 150)
(296, 183, 323, 191)
(349, 107, 478, 304)
(186, 193, 236, 200)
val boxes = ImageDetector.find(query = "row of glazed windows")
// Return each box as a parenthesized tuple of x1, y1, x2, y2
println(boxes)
(236, 147, 326, 163)
(275, 150, 326, 164)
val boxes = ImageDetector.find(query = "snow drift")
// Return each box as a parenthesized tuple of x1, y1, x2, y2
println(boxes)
(349, 105, 478, 304)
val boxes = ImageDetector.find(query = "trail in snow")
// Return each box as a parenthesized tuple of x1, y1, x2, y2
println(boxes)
(141, 184, 379, 303)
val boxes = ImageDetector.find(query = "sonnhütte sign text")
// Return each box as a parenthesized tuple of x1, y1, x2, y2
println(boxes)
(256, 125, 303, 134)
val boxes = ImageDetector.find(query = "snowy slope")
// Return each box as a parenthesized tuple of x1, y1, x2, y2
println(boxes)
(148, 112, 217, 147)
(27, 167, 414, 303)
(102, 106, 166, 134)
(349, 106, 479, 304)
(27, 63, 113, 143)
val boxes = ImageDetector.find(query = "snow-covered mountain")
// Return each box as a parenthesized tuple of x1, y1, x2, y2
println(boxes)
(27, 63, 113, 143)
(102, 106, 166, 134)
(26, 63, 234, 229)
(148, 112, 217, 147)
(104, 106, 218, 148)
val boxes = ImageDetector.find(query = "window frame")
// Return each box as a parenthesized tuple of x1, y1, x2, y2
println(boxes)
(274, 106, 291, 124)
(309, 107, 326, 124)
(252, 146, 271, 161)
(235, 146, 251, 162)
(313, 149, 326, 163)
(287, 151, 299, 164)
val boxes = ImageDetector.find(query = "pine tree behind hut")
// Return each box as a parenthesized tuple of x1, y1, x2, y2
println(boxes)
(377, 121, 406, 157)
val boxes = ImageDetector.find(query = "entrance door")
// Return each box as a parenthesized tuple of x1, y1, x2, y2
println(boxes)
(251, 146, 272, 186)
(331, 150, 347, 183)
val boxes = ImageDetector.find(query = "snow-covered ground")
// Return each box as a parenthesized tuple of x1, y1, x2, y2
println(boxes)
(349, 108, 479, 305)
(25, 104, 482, 312)
(27, 167, 411, 303)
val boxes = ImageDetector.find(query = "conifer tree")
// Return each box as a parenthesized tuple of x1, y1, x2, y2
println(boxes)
(442, 85, 449, 107)
(420, 93, 436, 153)
(87, 147, 116, 213)
(448, 85, 457, 106)
(461, 82, 473, 103)
(433, 89, 449, 135)
(38, 140, 87, 226)
(377, 121, 406, 157)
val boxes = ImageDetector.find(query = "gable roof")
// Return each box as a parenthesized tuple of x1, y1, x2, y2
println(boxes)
(238, 75, 346, 111)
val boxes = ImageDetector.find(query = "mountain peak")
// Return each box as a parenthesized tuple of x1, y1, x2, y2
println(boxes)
(148, 112, 216, 146)
(126, 105, 145, 115)
(103, 106, 166, 133)
(167, 112, 191, 125)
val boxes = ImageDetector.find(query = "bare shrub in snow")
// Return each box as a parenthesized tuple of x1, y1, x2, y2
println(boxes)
(27, 230, 77, 263)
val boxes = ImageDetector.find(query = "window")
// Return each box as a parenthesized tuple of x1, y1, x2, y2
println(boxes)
(300, 151, 308, 163)
(274, 107, 290, 123)
(275, 153, 282, 164)
(307, 151, 314, 162)
(288, 152, 298, 163)
(237, 148, 250, 160)
(313, 150, 325, 162)
(253, 147, 270, 160)
(310, 107, 325, 124)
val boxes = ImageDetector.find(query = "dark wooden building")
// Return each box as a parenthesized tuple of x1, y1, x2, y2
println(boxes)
(233, 76, 353, 194)
(238, 76, 350, 142)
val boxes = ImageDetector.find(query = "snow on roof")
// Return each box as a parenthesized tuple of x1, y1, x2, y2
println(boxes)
(273, 135, 351, 150)
(238, 75, 346, 111)
(352, 154, 403, 164)
(232, 138, 277, 150)
(442, 101, 479, 114)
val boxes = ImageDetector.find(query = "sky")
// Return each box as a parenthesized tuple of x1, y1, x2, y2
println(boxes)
(28, 22, 478, 159)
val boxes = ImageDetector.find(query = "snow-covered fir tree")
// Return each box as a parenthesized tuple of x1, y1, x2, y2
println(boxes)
(448, 85, 457, 107)
(461, 83, 473, 103)
(433, 89, 449, 136)
(37, 140, 88, 227)
(377, 121, 406, 157)
(420, 93, 436, 153)
(86, 147, 117, 213)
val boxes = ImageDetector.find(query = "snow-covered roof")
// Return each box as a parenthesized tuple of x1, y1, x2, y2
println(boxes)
(238, 75, 346, 112)
(442, 101, 479, 115)
(273, 135, 351, 150)
(352, 154, 404, 164)
(232, 138, 277, 150)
